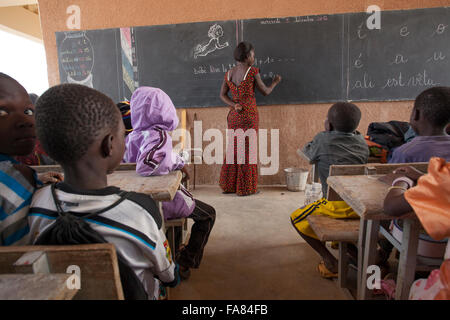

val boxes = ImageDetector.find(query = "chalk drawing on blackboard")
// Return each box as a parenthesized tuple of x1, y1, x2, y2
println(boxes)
(193, 24, 229, 59)
(59, 31, 94, 88)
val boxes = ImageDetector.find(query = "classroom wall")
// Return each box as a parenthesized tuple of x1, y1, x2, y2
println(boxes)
(37, 0, 450, 185)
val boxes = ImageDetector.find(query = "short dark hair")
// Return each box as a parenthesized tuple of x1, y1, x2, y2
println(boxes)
(35, 84, 120, 164)
(234, 42, 254, 62)
(414, 86, 450, 128)
(328, 102, 362, 133)
(0, 73, 25, 98)
(29, 93, 39, 105)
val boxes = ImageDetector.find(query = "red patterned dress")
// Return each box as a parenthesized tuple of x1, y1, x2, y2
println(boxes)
(219, 66, 259, 196)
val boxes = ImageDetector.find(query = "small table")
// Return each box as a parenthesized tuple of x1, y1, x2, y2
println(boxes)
(327, 174, 426, 300)
(0, 274, 78, 300)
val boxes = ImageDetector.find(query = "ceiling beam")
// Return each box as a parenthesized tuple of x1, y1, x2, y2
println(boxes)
(0, 6, 42, 42)
(0, 0, 37, 7)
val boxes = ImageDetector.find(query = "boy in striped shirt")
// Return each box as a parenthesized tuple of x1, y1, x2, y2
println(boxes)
(0, 73, 61, 246)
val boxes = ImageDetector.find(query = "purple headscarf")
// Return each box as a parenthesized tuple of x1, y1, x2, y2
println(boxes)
(124, 87, 194, 219)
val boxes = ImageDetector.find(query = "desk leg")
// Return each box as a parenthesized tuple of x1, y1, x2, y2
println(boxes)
(395, 218, 419, 300)
(356, 218, 367, 299)
(360, 219, 380, 300)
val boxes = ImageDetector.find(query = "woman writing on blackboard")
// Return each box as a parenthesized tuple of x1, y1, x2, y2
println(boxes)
(219, 42, 281, 196)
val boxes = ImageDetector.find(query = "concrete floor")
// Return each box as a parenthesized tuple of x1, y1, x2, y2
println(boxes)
(170, 185, 348, 300)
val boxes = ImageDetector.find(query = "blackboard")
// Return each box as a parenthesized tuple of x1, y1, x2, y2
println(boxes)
(133, 20, 238, 107)
(56, 7, 450, 107)
(347, 7, 450, 101)
(56, 29, 123, 103)
(242, 15, 346, 105)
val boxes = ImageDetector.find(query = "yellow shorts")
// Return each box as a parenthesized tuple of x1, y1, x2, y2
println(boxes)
(290, 198, 359, 240)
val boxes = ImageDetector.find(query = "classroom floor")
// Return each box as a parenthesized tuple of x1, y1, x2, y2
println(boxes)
(169, 185, 348, 300)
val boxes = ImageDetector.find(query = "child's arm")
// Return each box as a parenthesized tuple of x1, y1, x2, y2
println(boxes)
(383, 167, 424, 216)
(135, 131, 184, 176)
(148, 229, 180, 288)
(301, 135, 322, 163)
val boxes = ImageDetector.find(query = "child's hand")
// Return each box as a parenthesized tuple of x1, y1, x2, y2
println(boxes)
(38, 171, 64, 184)
(234, 103, 243, 112)
(393, 167, 424, 184)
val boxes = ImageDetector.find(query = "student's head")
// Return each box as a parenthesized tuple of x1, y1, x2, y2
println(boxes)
(117, 101, 133, 135)
(0, 73, 35, 157)
(35, 84, 125, 173)
(411, 87, 450, 135)
(234, 42, 255, 65)
(28, 93, 39, 105)
(326, 102, 362, 133)
(130, 87, 178, 132)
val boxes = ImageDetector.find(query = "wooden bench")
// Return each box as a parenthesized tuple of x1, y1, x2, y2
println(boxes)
(307, 215, 360, 291)
(0, 244, 124, 300)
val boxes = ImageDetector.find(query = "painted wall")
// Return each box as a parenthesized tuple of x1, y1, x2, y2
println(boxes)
(37, 0, 450, 185)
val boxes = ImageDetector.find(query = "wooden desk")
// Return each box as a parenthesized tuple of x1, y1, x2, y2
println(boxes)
(327, 174, 421, 300)
(107, 170, 182, 202)
(32, 163, 182, 202)
(0, 274, 78, 300)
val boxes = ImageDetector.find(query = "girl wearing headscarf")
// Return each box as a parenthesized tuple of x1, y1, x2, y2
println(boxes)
(125, 87, 216, 279)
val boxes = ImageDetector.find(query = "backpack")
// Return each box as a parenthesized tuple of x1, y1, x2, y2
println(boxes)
(35, 184, 148, 300)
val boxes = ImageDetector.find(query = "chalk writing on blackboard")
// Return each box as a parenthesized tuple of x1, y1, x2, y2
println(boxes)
(381, 70, 440, 89)
(193, 24, 229, 59)
(354, 53, 364, 68)
(357, 22, 367, 39)
(426, 51, 446, 63)
(399, 26, 410, 37)
(431, 23, 448, 36)
(389, 54, 408, 65)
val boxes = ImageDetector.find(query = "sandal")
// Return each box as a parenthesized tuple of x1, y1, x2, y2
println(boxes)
(317, 261, 338, 279)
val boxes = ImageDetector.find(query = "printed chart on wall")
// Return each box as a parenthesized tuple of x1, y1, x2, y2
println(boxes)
(347, 7, 450, 101)
(133, 20, 238, 107)
(56, 28, 123, 103)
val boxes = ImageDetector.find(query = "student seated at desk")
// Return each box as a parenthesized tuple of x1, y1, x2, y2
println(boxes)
(28, 84, 179, 300)
(124, 87, 216, 280)
(300, 102, 369, 197)
(383, 157, 450, 300)
(0, 73, 62, 246)
(380, 86, 450, 266)
(389, 86, 450, 163)
(291, 102, 369, 278)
